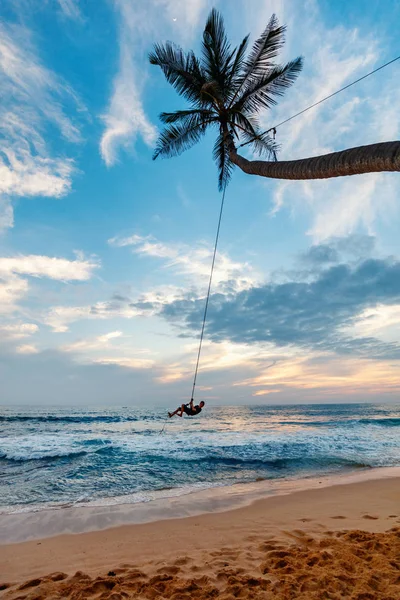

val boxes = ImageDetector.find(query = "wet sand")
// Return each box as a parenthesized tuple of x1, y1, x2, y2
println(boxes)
(1, 475, 399, 599)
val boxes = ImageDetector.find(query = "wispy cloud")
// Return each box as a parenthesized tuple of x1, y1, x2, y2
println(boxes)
(92, 356, 154, 370)
(0, 321, 39, 355)
(0, 275, 29, 314)
(247, 0, 400, 240)
(0, 254, 98, 317)
(63, 330, 123, 352)
(109, 233, 258, 291)
(16, 344, 39, 354)
(0, 254, 99, 281)
(44, 300, 142, 333)
(0, 322, 38, 341)
(99, 1, 157, 166)
(62, 329, 155, 369)
(100, 0, 209, 166)
(57, 0, 82, 21)
(0, 21, 84, 230)
(235, 354, 400, 400)
(156, 339, 280, 384)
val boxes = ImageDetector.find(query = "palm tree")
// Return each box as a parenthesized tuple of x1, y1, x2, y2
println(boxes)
(150, 9, 399, 187)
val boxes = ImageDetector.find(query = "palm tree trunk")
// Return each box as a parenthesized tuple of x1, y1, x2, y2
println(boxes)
(227, 139, 400, 180)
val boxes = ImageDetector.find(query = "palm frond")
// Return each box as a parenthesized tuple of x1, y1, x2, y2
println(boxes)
(159, 109, 216, 125)
(213, 132, 234, 191)
(243, 15, 286, 78)
(228, 15, 286, 108)
(153, 117, 211, 160)
(231, 112, 279, 158)
(226, 34, 250, 91)
(149, 42, 207, 105)
(233, 57, 303, 113)
(201, 9, 232, 97)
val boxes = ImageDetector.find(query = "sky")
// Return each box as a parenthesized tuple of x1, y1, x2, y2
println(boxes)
(1, 0, 400, 406)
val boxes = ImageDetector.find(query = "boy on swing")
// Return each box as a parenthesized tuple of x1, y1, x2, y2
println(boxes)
(168, 398, 205, 418)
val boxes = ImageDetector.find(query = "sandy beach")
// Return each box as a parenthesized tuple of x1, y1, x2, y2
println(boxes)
(1, 472, 399, 599)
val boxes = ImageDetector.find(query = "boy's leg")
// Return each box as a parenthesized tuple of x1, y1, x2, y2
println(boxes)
(169, 404, 186, 418)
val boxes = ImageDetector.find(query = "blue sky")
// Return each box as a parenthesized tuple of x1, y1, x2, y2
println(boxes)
(1, 0, 400, 406)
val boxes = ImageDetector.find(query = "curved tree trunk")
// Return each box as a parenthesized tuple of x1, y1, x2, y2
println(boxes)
(227, 139, 400, 180)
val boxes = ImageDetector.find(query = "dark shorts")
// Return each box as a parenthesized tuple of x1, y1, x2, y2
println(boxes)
(183, 406, 199, 416)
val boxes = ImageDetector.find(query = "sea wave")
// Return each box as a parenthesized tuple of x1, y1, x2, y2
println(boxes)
(358, 417, 400, 427)
(0, 415, 142, 424)
(0, 448, 89, 462)
(2, 414, 399, 428)
(0, 440, 373, 469)
(0, 438, 113, 462)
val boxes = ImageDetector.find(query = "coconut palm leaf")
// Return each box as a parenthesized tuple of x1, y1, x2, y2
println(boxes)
(242, 15, 286, 79)
(149, 43, 207, 105)
(153, 119, 209, 160)
(213, 132, 234, 191)
(159, 109, 217, 125)
(230, 112, 279, 158)
(150, 9, 303, 187)
(150, 9, 400, 185)
(234, 58, 303, 113)
(226, 34, 250, 91)
(201, 8, 232, 95)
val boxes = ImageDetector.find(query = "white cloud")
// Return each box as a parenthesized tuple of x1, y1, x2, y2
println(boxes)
(246, 0, 400, 240)
(306, 174, 392, 241)
(0, 254, 98, 317)
(42, 228, 255, 332)
(92, 356, 154, 370)
(0, 21, 83, 230)
(16, 344, 39, 354)
(57, 0, 82, 21)
(0, 254, 99, 281)
(342, 304, 400, 344)
(61, 329, 155, 369)
(44, 301, 141, 332)
(156, 338, 282, 385)
(109, 233, 258, 291)
(0, 322, 38, 340)
(100, 0, 210, 166)
(234, 353, 400, 399)
(0, 275, 29, 313)
(100, 1, 157, 166)
(0, 321, 39, 354)
(154, 0, 209, 32)
(44, 306, 92, 333)
(0, 197, 14, 233)
(63, 330, 123, 352)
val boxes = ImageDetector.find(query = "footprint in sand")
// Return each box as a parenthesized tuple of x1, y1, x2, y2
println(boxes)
(174, 556, 191, 566)
(362, 514, 379, 520)
(18, 577, 43, 590)
(156, 565, 180, 575)
(258, 541, 283, 552)
(330, 515, 347, 519)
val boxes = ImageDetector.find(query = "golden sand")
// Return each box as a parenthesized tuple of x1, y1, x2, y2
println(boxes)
(1, 476, 399, 599)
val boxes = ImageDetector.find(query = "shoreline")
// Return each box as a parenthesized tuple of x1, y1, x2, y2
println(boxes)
(1, 472, 399, 598)
(1, 466, 399, 545)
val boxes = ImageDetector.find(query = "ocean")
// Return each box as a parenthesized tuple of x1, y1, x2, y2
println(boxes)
(1, 403, 400, 515)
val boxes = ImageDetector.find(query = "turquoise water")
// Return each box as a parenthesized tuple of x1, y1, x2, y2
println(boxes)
(1, 404, 399, 513)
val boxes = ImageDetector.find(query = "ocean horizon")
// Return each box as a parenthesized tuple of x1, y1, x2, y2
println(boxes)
(1, 403, 400, 516)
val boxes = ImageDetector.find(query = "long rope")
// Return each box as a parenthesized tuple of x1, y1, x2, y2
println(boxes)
(239, 54, 400, 148)
(190, 181, 228, 401)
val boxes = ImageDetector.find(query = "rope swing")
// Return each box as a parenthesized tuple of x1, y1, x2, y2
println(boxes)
(190, 181, 228, 402)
